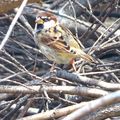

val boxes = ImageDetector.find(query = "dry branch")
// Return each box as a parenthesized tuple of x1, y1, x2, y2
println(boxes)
(56, 70, 120, 91)
(62, 90, 120, 120)
(0, 0, 120, 119)
(0, 0, 28, 50)
(0, 85, 108, 97)
(17, 102, 87, 120)
(81, 103, 120, 120)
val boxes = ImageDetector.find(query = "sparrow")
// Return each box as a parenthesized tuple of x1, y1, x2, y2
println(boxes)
(34, 12, 94, 70)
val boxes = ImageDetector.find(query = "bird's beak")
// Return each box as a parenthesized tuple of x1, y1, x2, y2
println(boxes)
(33, 17, 44, 35)
(35, 18, 44, 24)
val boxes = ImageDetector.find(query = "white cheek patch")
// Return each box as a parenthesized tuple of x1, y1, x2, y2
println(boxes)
(44, 20, 56, 29)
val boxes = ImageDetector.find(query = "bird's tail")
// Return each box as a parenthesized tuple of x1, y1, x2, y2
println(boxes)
(78, 49, 95, 63)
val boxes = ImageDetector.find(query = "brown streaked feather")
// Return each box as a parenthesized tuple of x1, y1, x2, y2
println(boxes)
(80, 52, 95, 63)
(36, 12, 95, 64)
(59, 25, 95, 63)
(40, 35, 69, 52)
(60, 25, 81, 49)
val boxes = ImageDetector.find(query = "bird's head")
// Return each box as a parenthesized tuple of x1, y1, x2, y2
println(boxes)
(34, 12, 57, 33)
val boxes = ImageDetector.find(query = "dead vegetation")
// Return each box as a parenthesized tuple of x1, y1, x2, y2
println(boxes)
(0, 0, 120, 120)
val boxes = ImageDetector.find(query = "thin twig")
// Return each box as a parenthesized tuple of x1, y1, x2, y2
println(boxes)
(0, 0, 28, 50)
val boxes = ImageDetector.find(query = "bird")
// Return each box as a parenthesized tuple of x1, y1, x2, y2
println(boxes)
(34, 12, 94, 71)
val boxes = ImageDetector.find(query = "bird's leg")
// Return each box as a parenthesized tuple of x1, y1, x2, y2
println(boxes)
(50, 62, 56, 72)
(70, 59, 76, 71)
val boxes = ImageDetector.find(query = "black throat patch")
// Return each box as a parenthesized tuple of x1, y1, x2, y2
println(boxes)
(36, 24, 44, 33)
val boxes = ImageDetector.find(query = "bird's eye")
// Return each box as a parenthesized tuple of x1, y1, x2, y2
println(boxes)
(70, 49, 74, 53)
(48, 17, 50, 19)
(70, 49, 76, 54)
(43, 18, 49, 22)
(41, 17, 49, 22)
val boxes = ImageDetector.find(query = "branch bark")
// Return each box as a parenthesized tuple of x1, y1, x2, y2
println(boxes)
(0, 85, 108, 97)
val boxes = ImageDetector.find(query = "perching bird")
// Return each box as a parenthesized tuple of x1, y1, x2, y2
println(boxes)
(34, 12, 94, 70)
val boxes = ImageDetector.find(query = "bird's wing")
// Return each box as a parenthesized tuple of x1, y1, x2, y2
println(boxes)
(41, 34, 68, 51)
(38, 25, 95, 63)
(60, 25, 81, 49)
(39, 25, 79, 54)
